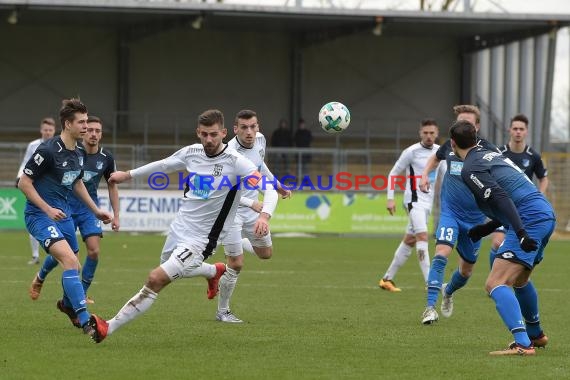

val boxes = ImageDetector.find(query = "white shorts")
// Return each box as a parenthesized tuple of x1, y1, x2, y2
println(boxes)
(405, 203, 430, 235)
(222, 207, 272, 257)
(159, 216, 212, 264)
(160, 245, 207, 281)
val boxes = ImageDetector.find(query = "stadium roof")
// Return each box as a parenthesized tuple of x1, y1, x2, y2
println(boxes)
(2, 0, 570, 50)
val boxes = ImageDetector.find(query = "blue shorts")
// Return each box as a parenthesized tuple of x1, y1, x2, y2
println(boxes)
(436, 212, 485, 264)
(495, 218, 556, 269)
(72, 207, 103, 241)
(25, 212, 79, 253)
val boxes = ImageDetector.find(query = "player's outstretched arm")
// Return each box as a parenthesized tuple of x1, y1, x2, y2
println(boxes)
(108, 171, 132, 184)
(420, 153, 441, 193)
(73, 180, 113, 224)
(18, 174, 66, 221)
(261, 162, 291, 199)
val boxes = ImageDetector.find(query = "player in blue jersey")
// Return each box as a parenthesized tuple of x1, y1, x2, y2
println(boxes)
(34, 116, 120, 310)
(489, 114, 549, 267)
(19, 98, 111, 341)
(450, 119, 555, 355)
(419, 105, 498, 324)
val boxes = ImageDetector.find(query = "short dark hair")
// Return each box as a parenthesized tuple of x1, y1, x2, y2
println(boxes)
(87, 115, 102, 124)
(453, 104, 480, 124)
(235, 109, 257, 124)
(60, 98, 88, 130)
(198, 109, 224, 128)
(450, 119, 477, 149)
(510, 113, 529, 127)
(421, 118, 438, 128)
(41, 117, 56, 127)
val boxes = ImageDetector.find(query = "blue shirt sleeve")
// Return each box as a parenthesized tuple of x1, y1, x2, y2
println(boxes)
(23, 144, 54, 180)
(436, 140, 450, 161)
(531, 149, 547, 179)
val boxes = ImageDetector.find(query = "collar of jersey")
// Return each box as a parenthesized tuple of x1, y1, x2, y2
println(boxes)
(235, 136, 254, 150)
(206, 143, 229, 158)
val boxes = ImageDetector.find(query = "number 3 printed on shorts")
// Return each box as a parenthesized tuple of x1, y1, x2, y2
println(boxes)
(47, 226, 59, 238)
(438, 227, 453, 242)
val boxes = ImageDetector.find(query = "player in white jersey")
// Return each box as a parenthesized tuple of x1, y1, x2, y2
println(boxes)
(16, 117, 56, 265)
(218, 109, 291, 322)
(379, 119, 445, 292)
(89, 110, 278, 343)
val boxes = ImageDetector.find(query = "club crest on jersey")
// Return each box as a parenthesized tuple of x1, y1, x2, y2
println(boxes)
(79, 157, 84, 166)
(212, 164, 223, 177)
(96, 161, 104, 170)
(522, 159, 530, 168)
(34, 153, 44, 166)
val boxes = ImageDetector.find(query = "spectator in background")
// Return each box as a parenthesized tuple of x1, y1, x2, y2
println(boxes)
(294, 118, 312, 177)
(271, 118, 293, 178)
(16, 117, 56, 265)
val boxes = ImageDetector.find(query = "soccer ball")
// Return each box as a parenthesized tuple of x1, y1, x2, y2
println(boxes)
(319, 102, 350, 134)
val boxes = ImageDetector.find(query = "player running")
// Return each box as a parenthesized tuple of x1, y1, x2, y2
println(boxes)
(419, 105, 499, 324)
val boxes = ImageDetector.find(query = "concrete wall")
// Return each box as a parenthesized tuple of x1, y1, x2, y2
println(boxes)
(0, 24, 460, 141)
(0, 25, 116, 131)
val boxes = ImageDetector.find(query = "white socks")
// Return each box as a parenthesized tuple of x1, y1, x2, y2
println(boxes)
(218, 267, 239, 313)
(415, 240, 430, 282)
(383, 242, 413, 280)
(29, 234, 39, 259)
(107, 285, 158, 335)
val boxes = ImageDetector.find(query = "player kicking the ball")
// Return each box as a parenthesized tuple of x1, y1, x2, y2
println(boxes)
(90, 109, 278, 342)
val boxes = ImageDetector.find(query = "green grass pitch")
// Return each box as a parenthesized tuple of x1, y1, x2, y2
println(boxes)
(1, 231, 569, 379)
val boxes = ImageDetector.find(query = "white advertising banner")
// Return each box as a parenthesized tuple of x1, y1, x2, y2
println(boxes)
(97, 189, 183, 232)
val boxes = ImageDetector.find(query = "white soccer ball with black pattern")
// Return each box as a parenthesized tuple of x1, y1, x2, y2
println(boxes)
(319, 102, 351, 134)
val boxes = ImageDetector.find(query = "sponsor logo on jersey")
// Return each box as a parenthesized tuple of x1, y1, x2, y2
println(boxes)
(61, 170, 81, 186)
(79, 157, 84, 166)
(484, 188, 491, 199)
(24, 168, 33, 175)
(450, 161, 463, 175)
(44, 239, 51, 247)
(34, 153, 44, 165)
(501, 251, 514, 259)
(96, 161, 104, 170)
(259, 149, 265, 159)
(83, 171, 96, 182)
(62, 161, 68, 167)
(469, 174, 484, 189)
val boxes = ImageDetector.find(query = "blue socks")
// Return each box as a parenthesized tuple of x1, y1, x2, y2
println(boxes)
(445, 269, 469, 296)
(82, 257, 99, 294)
(426, 255, 447, 307)
(514, 281, 542, 338)
(61, 269, 90, 326)
(490, 285, 531, 348)
(38, 255, 59, 281)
